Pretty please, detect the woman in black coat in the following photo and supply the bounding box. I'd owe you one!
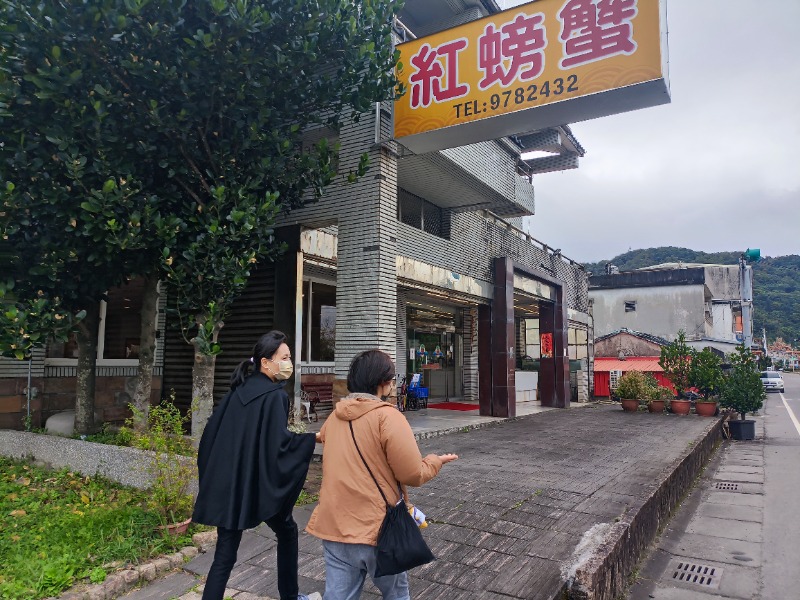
[192,330,318,600]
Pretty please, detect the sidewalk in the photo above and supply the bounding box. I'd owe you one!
[626,417,765,599]
[117,404,722,600]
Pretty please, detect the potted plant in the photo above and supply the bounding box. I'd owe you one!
[690,348,724,417]
[660,331,693,415]
[123,398,197,533]
[615,371,647,412]
[648,382,673,413]
[719,345,766,440]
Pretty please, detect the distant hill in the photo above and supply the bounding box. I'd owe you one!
[584,247,800,345]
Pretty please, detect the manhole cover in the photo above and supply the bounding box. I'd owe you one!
[672,561,723,589]
[715,482,739,491]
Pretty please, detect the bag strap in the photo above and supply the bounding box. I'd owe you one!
[349,420,397,509]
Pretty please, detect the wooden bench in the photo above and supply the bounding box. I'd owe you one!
[301,382,334,418]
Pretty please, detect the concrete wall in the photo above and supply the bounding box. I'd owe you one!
[590,285,706,341]
[397,213,589,313]
[703,265,741,300]
[0,429,196,494]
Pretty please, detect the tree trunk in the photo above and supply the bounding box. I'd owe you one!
[131,275,160,431]
[191,348,216,447]
[74,300,100,435]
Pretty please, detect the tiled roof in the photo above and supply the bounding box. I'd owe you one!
[594,328,670,347]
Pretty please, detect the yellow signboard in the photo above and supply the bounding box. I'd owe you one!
[395,0,669,154]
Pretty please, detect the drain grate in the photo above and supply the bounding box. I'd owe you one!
[715,482,739,491]
[672,561,723,589]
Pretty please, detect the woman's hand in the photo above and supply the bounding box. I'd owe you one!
[315,432,322,443]
[438,454,459,464]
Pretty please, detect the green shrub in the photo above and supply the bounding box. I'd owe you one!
[720,345,766,420]
[659,331,694,398]
[123,399,196,525]
[615,371,649,400]
[690,348,724,400]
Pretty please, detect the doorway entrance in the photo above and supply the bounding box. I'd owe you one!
[406,303,463,400]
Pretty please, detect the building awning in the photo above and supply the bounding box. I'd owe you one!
[594,357,663,372]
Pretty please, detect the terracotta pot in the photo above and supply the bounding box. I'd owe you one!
[648,400,666,413]
[695,401,718,417]
[620,399,640,412]
[157,517,192,536]
[670,399,691,415]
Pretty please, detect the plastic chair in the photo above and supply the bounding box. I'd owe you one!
[299,389,319,422]
[406,373,429,410]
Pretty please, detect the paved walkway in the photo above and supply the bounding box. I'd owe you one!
[120,404,720,600]
[626,417,765,600]
[627,379,800,600]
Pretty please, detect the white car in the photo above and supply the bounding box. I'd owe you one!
[760,371,785,393]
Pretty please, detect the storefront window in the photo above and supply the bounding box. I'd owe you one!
[524,318,540,359]
[302,281,336,362]
[398,188,450,239]
[46,278,145,361]
[568,326,588,360]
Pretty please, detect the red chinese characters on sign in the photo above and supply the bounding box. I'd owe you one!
[558,0,638,69]
[478,12,547,90]
[540,333,554,358]
[409,39,470,108]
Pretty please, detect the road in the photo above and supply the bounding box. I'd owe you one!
[762,371,800,599]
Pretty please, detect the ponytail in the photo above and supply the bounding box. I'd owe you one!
[230,357,254,390]
[230,330,289,389]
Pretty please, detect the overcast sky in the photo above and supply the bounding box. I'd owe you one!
[498,0,800,263]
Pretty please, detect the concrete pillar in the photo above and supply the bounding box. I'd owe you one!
[478,304,492,416]
[539,293,570,408]
[332,144,398,400]
[396,290,408,379]
[462,307,479,401]
[490,257,516,418]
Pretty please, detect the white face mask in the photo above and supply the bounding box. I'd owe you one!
[267,359,294,381]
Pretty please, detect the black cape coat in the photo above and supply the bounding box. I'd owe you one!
[192,372,316,530]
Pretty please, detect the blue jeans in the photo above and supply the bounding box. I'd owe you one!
[322,540,410,600]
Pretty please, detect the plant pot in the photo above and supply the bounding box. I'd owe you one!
[620,399,640,412]
[648,400,666,413]
[157,517,192,536]
[670,399,691,415]
[728,419,756,440]
[695,401,718,417]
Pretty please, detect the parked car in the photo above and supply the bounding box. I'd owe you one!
[760,371,785,393]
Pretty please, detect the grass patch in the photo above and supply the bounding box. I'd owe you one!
[295,489,319,506]
[0,457,197,599]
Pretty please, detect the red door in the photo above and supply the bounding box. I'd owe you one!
[594,372,610,397]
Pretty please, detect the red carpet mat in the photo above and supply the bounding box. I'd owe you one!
[426,402,480,411]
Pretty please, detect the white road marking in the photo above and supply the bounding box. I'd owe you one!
[779,393,800,438]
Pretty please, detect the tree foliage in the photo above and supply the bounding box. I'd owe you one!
[659,330,693,398]
[689,347,724,400]
[1,0,403,437]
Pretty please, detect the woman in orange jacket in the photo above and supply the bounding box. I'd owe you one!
[307,349,458,599]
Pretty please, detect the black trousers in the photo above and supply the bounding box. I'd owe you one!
[202,511,300,600]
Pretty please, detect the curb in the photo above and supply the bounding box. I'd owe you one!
[567,415,724,600]
[53,531,218,600]
[413,404,569,441]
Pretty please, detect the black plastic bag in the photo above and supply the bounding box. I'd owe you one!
[374,498,435,577]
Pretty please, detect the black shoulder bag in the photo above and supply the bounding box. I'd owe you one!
[349,421,435,577]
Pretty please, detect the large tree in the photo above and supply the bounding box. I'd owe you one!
[1,0,402,440]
